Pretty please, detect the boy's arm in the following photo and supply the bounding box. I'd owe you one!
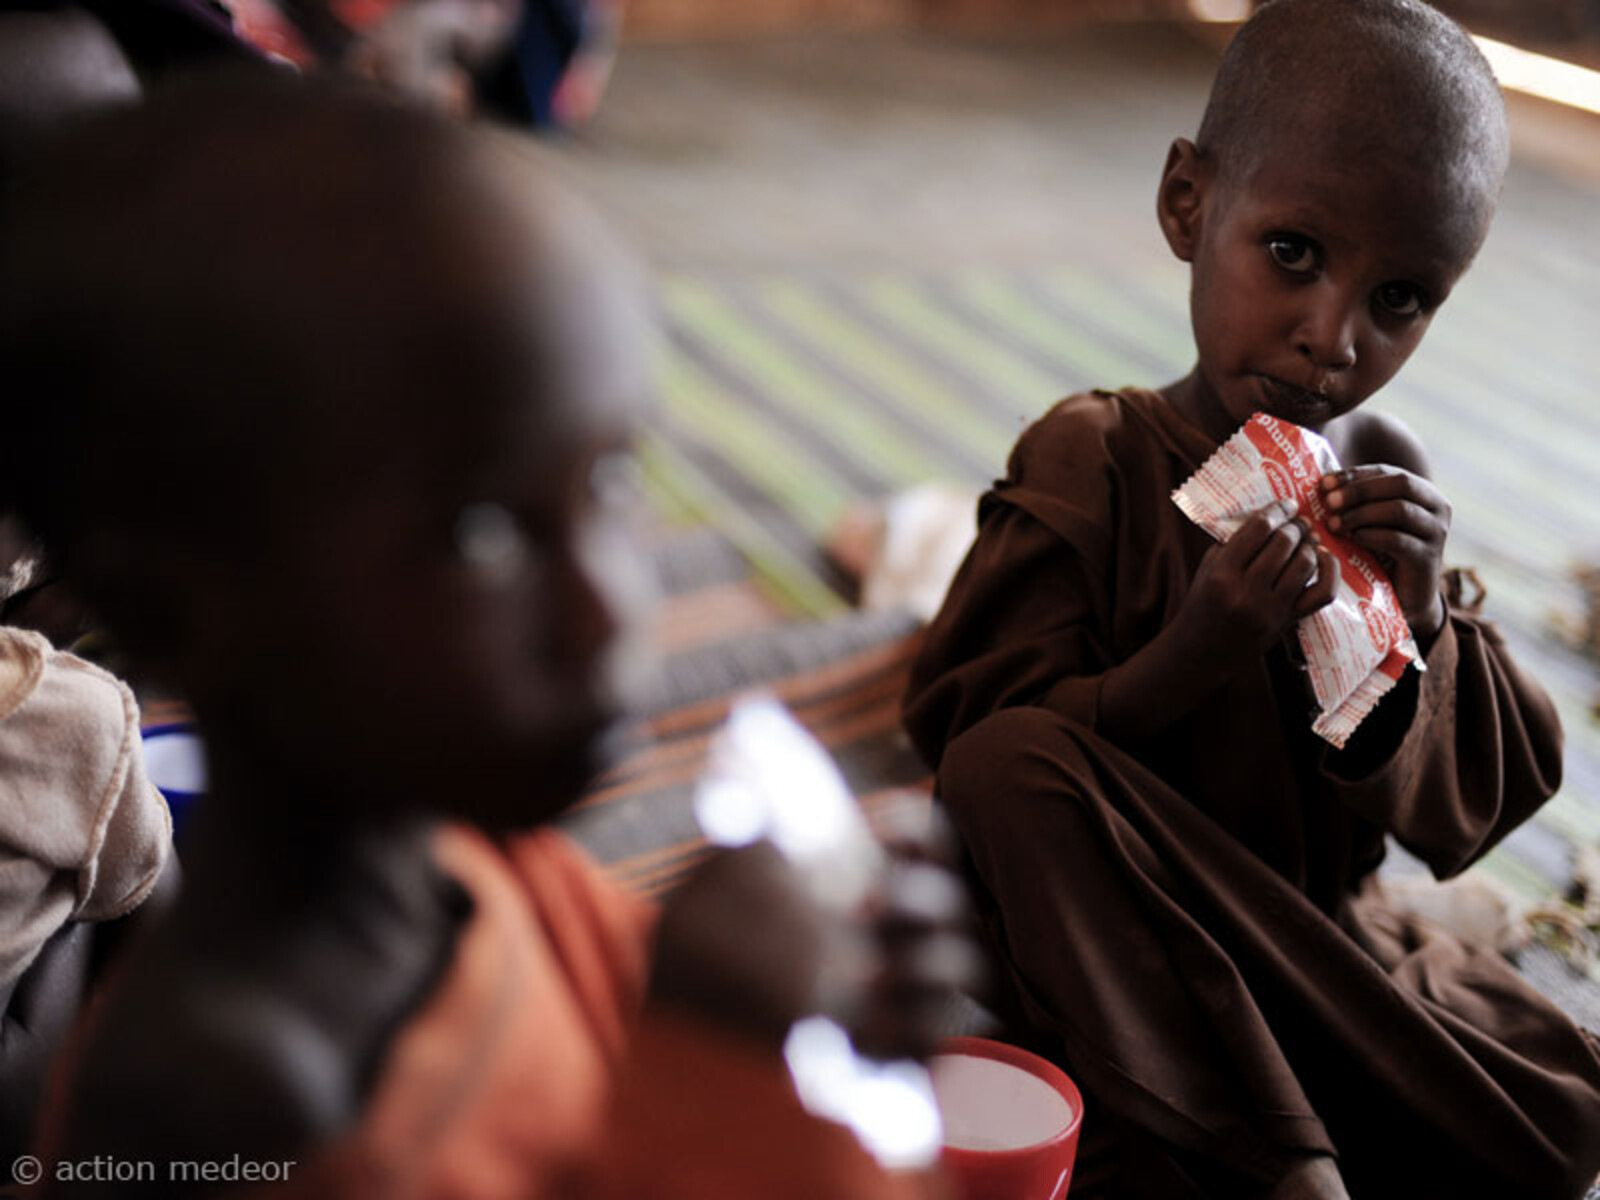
[1320,411,1449,646]
[1317,413,1563,876]
[597,839,963,1200]
[1322,588,1562,877]
[906,487,1336,760]
[1097,504,1337,743]
[903,490,1128,766]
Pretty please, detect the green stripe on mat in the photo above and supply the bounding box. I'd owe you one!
[857,276,1066,411]
[663,278,962,486]
[635,432,848,620]
[659,352,854,538]
[1434,307,1595,428]
[1539,791,1600,850]
[1404,361,1600,505]
[953,274,1154,388]
[754,279,1018,472]
[1038,267,1193,370]
[1478,846,1569,910]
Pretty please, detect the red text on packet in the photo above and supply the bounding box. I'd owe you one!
[1360,599,1391,654]
[1262,459,1296,505]
[1243,415,1327,521]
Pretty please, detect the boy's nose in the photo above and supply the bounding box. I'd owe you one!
[1293,290,1359,373]
[574,517,658,707]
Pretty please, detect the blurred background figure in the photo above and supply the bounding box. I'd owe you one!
[0,0,624,125]
[226,0,625,123]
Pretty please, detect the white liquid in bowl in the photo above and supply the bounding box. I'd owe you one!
[932,1053,1074,1152]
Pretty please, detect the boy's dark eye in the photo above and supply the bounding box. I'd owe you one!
[453,501,532,576]
[1374,282,1425,318]
[1266,235,1318,274]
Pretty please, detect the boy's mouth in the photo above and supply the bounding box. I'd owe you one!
[1254,375,1334,423]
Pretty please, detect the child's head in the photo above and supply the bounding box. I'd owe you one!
[0,74,654,830]
[0,8,140,168]
[1156,0,1508,435]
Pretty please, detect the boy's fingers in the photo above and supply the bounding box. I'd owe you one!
[855,934,987,1059]
[1323,467,1447,516]
[875,862,970,937]
[1228,501,1297,558]
[878,933,986,996]
[1245,516,1308,580]
[1273,540,1320,597]
[1293,547,1341,617]
[870,795,960,867]
[1326,497,1441,537]
[1344,526,1435,563]
[1322,464,1399,490]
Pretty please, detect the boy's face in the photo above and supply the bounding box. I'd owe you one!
[189,181,656,831]
[1161,134,1494,435]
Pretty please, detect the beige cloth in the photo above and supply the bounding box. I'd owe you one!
[0,626,169,992]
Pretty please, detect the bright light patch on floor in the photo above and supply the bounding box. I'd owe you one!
[1186,0,1250,20]
[1473,35,1600,117]
[1183,2,1600,118]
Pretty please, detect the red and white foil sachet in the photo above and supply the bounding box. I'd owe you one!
[1171,413,1422,748]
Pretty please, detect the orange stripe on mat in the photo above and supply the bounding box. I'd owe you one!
[640,634,921,740]
[599,784,938,899]
[575,688,909,813]
[603,838,719,897]
[650,580,785,654]
[583,664,912,800]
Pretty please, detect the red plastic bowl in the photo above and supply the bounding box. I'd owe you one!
[934,1036,1085,1200]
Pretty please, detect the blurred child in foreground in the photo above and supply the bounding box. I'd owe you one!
[0,74,970,1197]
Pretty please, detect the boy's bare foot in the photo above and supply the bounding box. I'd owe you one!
[1267,1156,1351,1200]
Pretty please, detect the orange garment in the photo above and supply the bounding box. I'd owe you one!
[282,826,940,1199]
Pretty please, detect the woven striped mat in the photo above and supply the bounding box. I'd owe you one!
[596,263,1600,1014]
[564,525,929,897]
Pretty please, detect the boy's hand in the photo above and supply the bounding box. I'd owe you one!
[852,805,982,1062]
[649,842,827,1047]
[1180,500,1339,667]
[1320,467,1450,643]
[649,818,979,1062]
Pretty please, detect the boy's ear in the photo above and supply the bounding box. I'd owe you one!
[1156,138,1208,263]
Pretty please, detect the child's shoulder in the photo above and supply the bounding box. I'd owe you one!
[1012,387,1174,472]
[0,626,140,773]
[0,627,167,910]
[1327,408,1432,478]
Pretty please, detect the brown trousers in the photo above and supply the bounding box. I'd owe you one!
[940,706,1600,1200]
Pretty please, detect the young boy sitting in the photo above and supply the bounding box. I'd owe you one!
[903,2,1600,1197]
[0,75,968,1196]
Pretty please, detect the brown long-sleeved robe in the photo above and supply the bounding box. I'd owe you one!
[903,388,1600,1199]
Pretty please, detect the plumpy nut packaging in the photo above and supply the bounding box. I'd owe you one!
[1173,412,1423,748]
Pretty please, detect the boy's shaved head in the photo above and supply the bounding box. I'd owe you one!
[1198,0,1508,214]
[0,71,637,573]
[0,73,653,816]
[0,8,139,154]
